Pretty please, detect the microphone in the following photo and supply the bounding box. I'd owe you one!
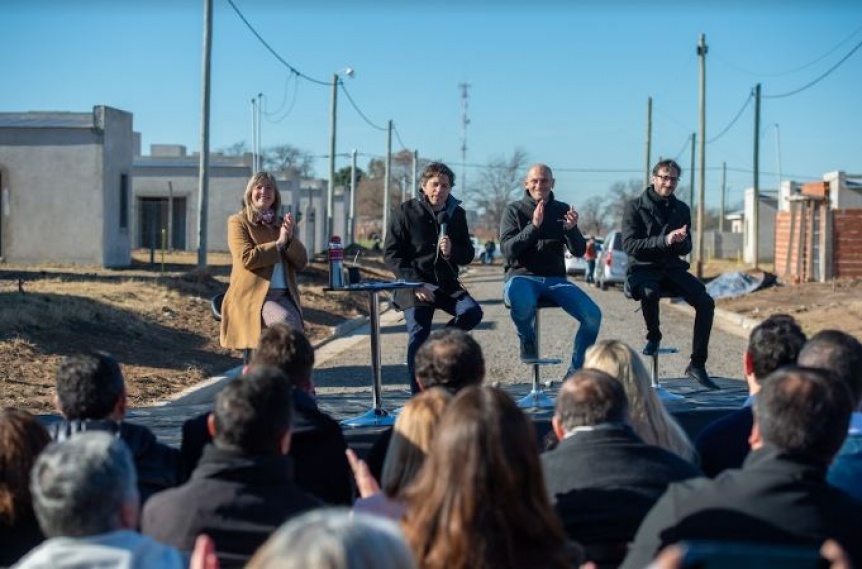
[437,211,449,239]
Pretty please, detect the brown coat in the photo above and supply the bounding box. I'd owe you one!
[219,213,308,350]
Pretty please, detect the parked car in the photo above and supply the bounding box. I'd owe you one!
[564,240,602,279]
[594,230,628,290]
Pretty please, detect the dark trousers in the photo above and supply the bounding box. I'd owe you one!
[635,269,714,367]
[404,290,483,394]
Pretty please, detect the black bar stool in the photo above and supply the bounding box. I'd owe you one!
[624,281,684,403]
[505,297,562,409]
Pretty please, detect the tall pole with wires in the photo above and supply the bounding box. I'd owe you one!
[256,92,263,171]
[196,0,212,268]
[459,83,470,192]
[696,33,707,278]
[644,96,652,188]
[382,120,393,243]
[327,73,338,239]
[753,83,761,270]
[250,98,257,171]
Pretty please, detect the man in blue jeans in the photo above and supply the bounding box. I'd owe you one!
[500,163,602,376]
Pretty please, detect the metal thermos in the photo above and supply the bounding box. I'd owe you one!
[328,235,345,288]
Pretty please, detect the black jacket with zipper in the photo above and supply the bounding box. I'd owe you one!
[384,194,474,310]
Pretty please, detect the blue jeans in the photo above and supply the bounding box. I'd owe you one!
[404,290,483,394]
[504,275,602,372]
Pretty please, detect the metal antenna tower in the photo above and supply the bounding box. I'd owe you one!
[459,82,470,190]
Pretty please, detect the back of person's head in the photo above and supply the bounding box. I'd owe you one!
[252,324,315,392]
[403,386,572,569]
[246,508,416,569]
[755,366,853,465]
[555,368,627,434]
[30,431,138,538]
[797,329,862,408]
[414,329,484,393]
[381,388,451,498]
[584,340,695,460]
[55,351,125,420]
[747,314,807,381]
[213,366,294,455]
[0,409,51,526]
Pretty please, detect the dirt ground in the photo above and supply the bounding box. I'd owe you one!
[2,253,860,414]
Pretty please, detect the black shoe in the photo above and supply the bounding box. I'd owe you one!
[520,338,538,362]
[642,339,661,356]
[685,364,720,390]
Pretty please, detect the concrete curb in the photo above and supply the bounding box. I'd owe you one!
[663,298,761,340]
[159,306,392,408]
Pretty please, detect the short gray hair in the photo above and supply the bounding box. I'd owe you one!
[30,431,138,538]
[246,508,417,569]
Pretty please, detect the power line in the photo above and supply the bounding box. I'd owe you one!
[225,0,329,86]
[765,35,862,99]
[672,135,691,162]
[392,124,410,151]
[707,91,753,144]
[339,82,387,131]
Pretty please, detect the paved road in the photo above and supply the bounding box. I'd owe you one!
[123,264,751,447]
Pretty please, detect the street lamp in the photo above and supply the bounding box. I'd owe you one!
[328,67,354,240]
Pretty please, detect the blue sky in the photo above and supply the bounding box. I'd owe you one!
[3,0,861,212]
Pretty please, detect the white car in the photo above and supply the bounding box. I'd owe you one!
[564,241,602,279]
[594,230,628,290]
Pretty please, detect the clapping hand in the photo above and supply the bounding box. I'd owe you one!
[562,206,578,230]
[666,225,688,246]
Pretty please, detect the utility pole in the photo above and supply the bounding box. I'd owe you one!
[696,33,707,278]
[689,132,696,211]
[753,83,761,270]
[412,150,419,199]
[382,120,393,244]
[196,0,212,268]
[167,181,174,251]
[720,162,727,233]
[250,98,257,171]
[327,73,338,239]
[644,96,652,188]
[459,83,470,191]
[256,92,263,171]
[348,149,357,246]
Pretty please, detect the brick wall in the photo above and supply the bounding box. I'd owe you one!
[834,209,862,278]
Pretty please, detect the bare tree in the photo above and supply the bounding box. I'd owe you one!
[602,178,642,228]
[577,195,607,237]
[470,149,529,236]
[263,144,315,177]
[218,141,249,156]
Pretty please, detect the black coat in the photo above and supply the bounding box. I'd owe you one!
[384,195,474,309]
[141,445,321,568]
[694,405,754,478]
[0,512,43,568]
[620,446,862,569]
[541,425,701,548]
[500,191,586,279]
[622,187,692,284]
[49,419,179,505]
[179,390,353,506]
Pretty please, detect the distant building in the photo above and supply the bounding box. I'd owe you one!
[0,106,134,267]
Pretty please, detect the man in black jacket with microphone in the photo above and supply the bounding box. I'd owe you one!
[384,162,483,394]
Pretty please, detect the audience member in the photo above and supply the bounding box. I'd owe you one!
[180,324,353,505]
[0,410,51,567]
[621,366,862,569]
[500,162,601,377]
[402,385,583,569]
[542,369,701,568]
[246,508,416,569]
[584,340,696,462]
[695,314,806,477]
[142,367,321,567]
[15,431,185,569]
[366,328,484,480]
[351,388,451,520]
[796,329,862,502]
[49,351,179,504]
[221,171,308,353]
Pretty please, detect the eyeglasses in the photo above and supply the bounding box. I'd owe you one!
[655,174,680,184]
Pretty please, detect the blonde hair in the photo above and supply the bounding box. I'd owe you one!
[242,172,282,223]
[381,388,451,498]
[584,340,697,462]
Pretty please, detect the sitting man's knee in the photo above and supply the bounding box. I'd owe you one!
[640,286,661,303]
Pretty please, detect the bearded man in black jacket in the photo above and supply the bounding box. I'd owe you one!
[622,159,718,390]
[384,162,483,395]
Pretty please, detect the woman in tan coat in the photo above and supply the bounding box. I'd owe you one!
[220,172,308,351]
